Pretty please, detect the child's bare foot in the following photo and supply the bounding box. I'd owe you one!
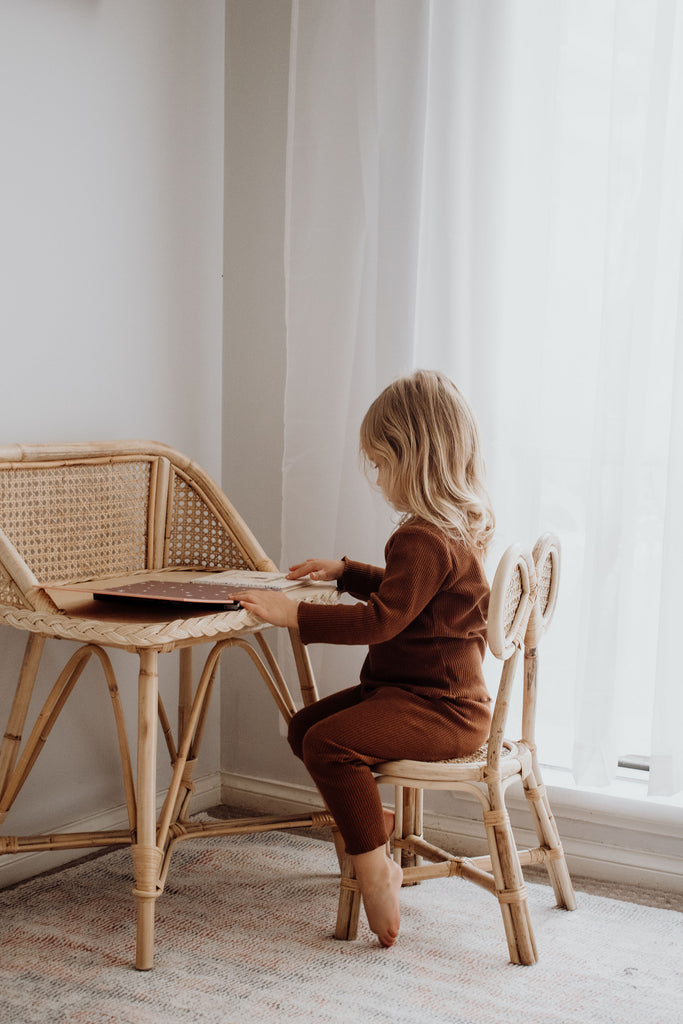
[363,856,403,947]
[352,846,403,947]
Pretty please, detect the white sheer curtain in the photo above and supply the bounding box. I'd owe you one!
[282,0,683,797]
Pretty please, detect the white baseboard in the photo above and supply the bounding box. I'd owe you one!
[0,773,223,889]
[220,770,683,895]
[5,767,681,896]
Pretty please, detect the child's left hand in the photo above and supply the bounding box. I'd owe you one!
[233,590,299,628]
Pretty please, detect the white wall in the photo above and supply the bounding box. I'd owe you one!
[0,0,225,877]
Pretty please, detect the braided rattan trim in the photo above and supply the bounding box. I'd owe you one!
[166,471,252,571]
[0,606,255,646]
[0,460,151,582]
[0,590,339,647]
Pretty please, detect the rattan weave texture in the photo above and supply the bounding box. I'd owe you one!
[503,564,523,635]
[536,557,552,618]
[0,561,24,609]
[0,460,151,585]
[167,470,252,572]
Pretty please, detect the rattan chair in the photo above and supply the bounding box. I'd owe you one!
[334,536,575,965]
[0,441,336,969]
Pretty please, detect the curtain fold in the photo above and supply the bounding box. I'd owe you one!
[282,0,683,797]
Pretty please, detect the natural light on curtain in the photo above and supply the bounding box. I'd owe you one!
[282,0,683,797]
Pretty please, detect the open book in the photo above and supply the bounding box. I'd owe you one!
[47,569,330,611]
[191,570,303,591]
[91,571,302,609]
[92,570,311,609]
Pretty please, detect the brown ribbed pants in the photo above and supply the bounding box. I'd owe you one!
[287,684,490,855]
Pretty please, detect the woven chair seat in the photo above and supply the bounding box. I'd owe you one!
[376,739,531,785]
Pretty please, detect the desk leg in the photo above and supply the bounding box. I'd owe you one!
[178,648,193,740]
[132,649,163,971]
[0,633,45,802]
[173,647,196,823]
[287,627,319,706]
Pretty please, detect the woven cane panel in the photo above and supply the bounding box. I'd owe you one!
[503,565,523,635]
[0,461,151,583]
[438,740,517,766]
[0,561,25,608]
[537,556,552,617]
[442,743,490,765]
[167,473,251,571]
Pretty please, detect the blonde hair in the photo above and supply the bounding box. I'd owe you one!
[360,370,495,553]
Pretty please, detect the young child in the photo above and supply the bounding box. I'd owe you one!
[235,370,494,948]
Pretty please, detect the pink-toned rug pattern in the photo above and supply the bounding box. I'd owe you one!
[1,829,681,1024]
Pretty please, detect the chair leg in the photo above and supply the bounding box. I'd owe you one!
[522,768,576,911]
[484,806,538,965]
[522,647,576,912]
[331,825,346,870]
[399,786,423,883]
[334,849,361,940]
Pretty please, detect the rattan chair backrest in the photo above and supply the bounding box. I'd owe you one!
[525,532,561,649]
[0,441,273,611]
[487,543,536,661]
[485,543,537,768]
[519,532,561,747]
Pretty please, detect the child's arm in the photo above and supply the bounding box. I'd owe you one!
[338,559,385,600]
[236,555,385,630]
[288,556,385,602]
[235,557,345,627]
[234,589,299,628]
[296,524,456,646]
[287,558,345,582]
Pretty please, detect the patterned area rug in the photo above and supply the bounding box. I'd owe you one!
[1,828,681,1024]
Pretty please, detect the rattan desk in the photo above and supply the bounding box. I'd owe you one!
[0,442,336,969]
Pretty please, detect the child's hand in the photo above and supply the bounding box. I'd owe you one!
[287,558,345,582]
[234,590,299,628]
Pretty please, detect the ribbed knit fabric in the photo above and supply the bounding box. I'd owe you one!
[297,520,491,701]
[288,684,492,854]
[290,521,492,855]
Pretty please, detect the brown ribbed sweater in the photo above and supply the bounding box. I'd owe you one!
[297,520,491,702]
